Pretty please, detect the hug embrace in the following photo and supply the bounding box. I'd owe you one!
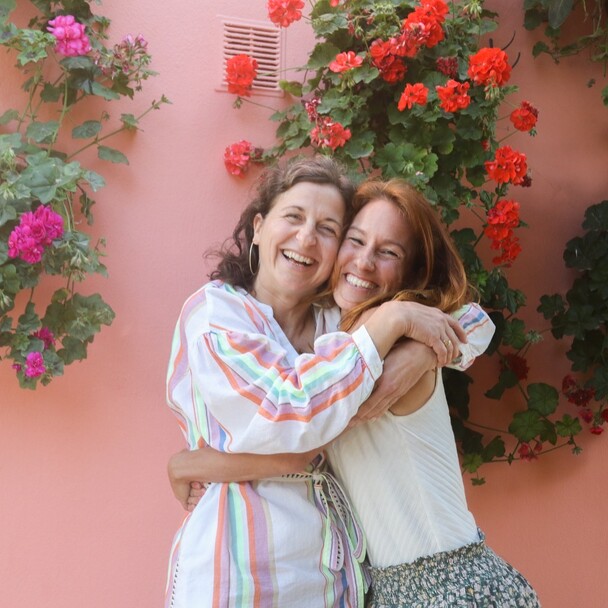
[165,156,540,607]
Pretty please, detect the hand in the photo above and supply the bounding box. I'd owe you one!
[352,341,437,422]
[168,449,197,510]
[388,301,466,366]
[186,481,207,512]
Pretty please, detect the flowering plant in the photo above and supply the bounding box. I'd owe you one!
[0,0,168,388]
[222,0,606,481]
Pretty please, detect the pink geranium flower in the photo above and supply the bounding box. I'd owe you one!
[47,15,92,57]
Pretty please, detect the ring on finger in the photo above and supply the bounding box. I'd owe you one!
[442,337,451,348]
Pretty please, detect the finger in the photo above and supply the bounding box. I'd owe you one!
[448,317,468,343]
[190,481,203,490]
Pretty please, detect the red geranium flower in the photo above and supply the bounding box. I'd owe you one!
[436,79,471,112]
[398,83,429,111]
[468,47,511,87]
[370,39,407,83]
[402,0,448,51]
[226,54,258,97]
[436,56,458,78]
[501,353,529,381]
[329,51,363,73]
[267,0,305,28]
[224,140,256,177]
[310,118,351,150]
[590,425,604,435]
[510,101,539,132]
[485,145,528,185]
[484,199,522,266]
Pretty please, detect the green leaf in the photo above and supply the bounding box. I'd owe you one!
[98,146,129,165]
[343,131,374,159]
[602,85,608,107]
[60,56,95,70]
[306,42,340,69]
[0,199,18,227]
[72,120,102,139]
[462,452,483,473]
[537,294,565,319]
[547,0,574,29]
[509,410,544,442]
[311,12,348,36]
[26,121,59,144]
[555,414,582,437]
[0,108,18,125]
[527,383,559,416]
[90,81,121,101]
[532,41,550,57]
[582,200,608,231]
[120,113,139,130]
[589,366,608,400]
[278,80,303,97]
[83,170,105,192]
[40,82,62,103]
[503,318,527,349]
[482,436,506,460]
[0,0,16,23]
[539,419,558,445]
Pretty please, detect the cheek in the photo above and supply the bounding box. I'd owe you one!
[382,263,406,292]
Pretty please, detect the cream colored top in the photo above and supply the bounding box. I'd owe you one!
[326,303,495,568]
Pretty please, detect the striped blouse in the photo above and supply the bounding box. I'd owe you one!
[165,281,382,608]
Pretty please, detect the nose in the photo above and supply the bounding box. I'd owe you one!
[296,223,317,247]
[355,248,375,271]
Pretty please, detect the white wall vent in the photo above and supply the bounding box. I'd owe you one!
[219,17,284,97]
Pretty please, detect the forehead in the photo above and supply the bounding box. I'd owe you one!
[350,198,411,242]
[271,181,345,219]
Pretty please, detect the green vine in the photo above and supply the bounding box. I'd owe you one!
[0,0,169,388]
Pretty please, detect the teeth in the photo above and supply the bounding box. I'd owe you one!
[283,250,314,265]
[345,274,375,289]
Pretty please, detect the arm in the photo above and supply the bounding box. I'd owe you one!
[168,446,320,510]
[350,302,492,421]
[168,283,384,455]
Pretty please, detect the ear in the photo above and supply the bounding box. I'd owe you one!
[252,213,263,245]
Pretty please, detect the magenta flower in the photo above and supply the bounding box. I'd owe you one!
[7,226,44,264]
[7,206,64,264]
[32,327,56,350]
[24,352,46,378]
[47,15,91,57]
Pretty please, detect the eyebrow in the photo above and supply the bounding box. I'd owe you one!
[347,225,407,253]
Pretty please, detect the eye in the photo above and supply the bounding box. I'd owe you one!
[320,224,338,237]
[285,212,302,221]
[380,248,400,258]
[347,235,364,246]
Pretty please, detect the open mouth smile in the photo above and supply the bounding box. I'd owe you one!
[282,250,315,266]
[345,273,376,290]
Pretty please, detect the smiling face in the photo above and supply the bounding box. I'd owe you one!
[332,197,412,312]
[252,181,345,306]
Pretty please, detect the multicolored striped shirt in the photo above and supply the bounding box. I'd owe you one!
[165,281,382,608]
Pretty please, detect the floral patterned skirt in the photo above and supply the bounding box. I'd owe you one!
[366,532,540,608]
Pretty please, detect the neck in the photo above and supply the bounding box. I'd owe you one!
[252,282,314,344]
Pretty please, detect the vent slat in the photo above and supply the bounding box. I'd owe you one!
[221,18,282,93]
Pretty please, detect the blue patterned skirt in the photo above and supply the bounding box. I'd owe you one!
[366,532,540,607]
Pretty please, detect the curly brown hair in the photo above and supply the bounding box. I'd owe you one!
[209,156,355,291]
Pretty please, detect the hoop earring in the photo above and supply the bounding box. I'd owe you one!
[248,242,259,276]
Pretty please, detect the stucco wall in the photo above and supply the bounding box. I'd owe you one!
[1,1,606,606]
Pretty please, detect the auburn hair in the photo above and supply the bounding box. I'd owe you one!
[339,178,474,331]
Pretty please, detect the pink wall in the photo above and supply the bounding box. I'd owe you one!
[0,1,606,606]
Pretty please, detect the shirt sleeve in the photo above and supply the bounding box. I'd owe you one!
[448,302,495,371]
[168,282,383,454]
